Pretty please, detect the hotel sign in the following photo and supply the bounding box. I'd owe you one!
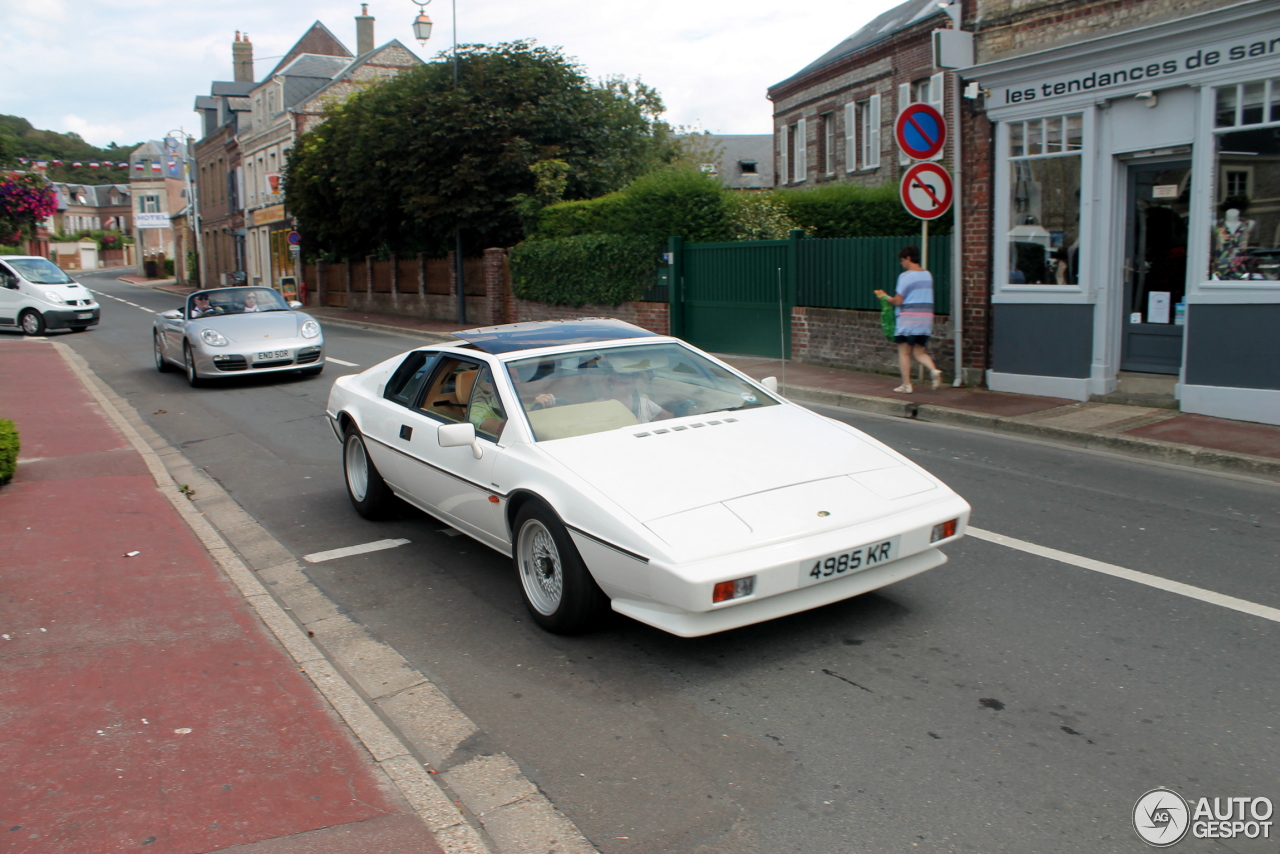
[992,31,1280,105]
[251,204,287,227]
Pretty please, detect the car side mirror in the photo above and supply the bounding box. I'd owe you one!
[761,376,779,393]
[438,422,482,459]
[288,300,302,309]
[161,309,182,319]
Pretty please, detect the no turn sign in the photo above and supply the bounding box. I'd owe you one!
[900,162,954,220]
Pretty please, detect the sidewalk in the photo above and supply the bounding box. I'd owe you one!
[294,303,1280,480]
[0,339,464,853]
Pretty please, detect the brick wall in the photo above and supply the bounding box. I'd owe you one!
[513,299,670,334]
[792,306,956,377]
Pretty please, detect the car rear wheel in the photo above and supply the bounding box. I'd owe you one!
[19,310,45,336]
[154,332,171,372]
[183,342,203,387]
[343,424,395,519]
[513,502,608,634]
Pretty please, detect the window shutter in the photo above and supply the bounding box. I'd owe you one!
[898,84,911,165]
[845,103,856,172]
[929,72,946,161]
[868,95,881,169]
[795,118,807,182]
[779,125,788,185]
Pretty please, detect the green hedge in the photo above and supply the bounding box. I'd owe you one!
[778,182,952,237]
[511,234,658,306]
[0,419,18,486]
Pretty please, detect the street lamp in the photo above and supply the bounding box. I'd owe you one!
[411,0,465,323]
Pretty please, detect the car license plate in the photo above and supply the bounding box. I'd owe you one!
[75,312,92,319]
[256,349,289,360]
[799,537,898,587]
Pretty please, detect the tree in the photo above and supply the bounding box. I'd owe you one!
[285,41,678,259]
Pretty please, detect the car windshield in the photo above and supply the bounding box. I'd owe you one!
[186,287,290,318]
[506,342,778,441]
[6,258,74,285]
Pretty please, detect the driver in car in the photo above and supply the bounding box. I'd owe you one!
[189,292,215,318]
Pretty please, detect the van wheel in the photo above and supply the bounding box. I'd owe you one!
[19,310,45,336]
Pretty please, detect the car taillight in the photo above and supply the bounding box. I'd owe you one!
[713,576,755,604]
[931,519,959,542]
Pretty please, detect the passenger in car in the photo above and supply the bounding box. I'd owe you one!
[597,357,671,423]
[467,371,507,438]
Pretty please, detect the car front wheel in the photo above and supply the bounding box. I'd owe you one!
[19,309,45,336]
[183,342,203,387]
[154,332,171,372]
[513,502,608,634]
[343,424,395,519]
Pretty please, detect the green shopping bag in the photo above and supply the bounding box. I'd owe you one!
[878,295,896,342]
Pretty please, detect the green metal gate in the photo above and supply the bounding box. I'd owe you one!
[668,234,796,358]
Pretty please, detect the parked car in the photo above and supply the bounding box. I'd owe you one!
[0,255,100,334]
[153,286,324,386]
[325,319,970,637]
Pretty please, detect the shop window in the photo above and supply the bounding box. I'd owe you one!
[1005,114,1084,285]
[1210,78,1280,281]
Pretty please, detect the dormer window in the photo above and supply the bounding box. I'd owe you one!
[739,160,759,175]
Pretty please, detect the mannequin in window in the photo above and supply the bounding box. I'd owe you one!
[1213,199,1255,279]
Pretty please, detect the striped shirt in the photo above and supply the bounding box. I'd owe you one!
[894,270,934,336]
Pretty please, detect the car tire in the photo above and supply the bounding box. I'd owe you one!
[183,342,204,388]
[513,502,608,634]
[343,424,395,519]
[154,332,171,372]
[299,364,324,377]
[19,309,45,336]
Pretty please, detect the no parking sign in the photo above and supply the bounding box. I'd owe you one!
[895,103,946,161]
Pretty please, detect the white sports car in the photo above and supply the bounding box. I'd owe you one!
[325,319,969,637]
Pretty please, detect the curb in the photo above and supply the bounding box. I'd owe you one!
[782,383,1280,481]
[51,342,599,854]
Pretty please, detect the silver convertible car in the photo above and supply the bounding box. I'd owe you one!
[327,319,969,637]
[153,287,325,386]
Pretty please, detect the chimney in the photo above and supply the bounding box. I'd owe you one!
[233,31,254,82]
[356,4,375,56]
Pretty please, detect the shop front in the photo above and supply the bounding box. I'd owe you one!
[967,0,1280,425]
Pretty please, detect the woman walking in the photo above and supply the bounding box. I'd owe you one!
[874,245,942,393]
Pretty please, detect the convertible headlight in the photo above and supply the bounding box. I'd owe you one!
[200,328,229,346]
[300,320,320,339]
[43,291,67,305]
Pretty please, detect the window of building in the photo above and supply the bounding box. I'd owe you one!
[139,194,161,213]
[821,112,836,175]
[850,96,880,170]
[1211,77,1280,280]
[739,160,758,175]
[1006,113,1084,285]
[783,119,807,184]
[910,77,932,104]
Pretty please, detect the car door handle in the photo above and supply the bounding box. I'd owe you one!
[399,425,413,440]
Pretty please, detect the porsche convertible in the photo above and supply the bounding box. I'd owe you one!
[153,286,325,386]
[325,319,969,637]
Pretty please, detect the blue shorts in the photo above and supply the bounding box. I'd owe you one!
[895,334,930,347]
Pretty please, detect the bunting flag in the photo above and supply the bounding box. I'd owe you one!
[89,162,100,169]
[52,160,63,165]
[135,162,144,171]
[36,161,48,170]
[18,158,28,164]
[118,162,129,168]
[72,161,82,168]
[151,162,161,172]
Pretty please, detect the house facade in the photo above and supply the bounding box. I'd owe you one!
[771,0,1280,425]
[130,140,190,277]
[52,182,131,236]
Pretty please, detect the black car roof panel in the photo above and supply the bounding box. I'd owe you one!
[452,318,661,354]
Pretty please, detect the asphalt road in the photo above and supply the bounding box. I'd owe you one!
[38,270,1280,854]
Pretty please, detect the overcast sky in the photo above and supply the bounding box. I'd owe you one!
[0,0,903,149]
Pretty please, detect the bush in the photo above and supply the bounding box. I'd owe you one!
[534,168,735,245]
[164,258,175,276]
[511,234,658,306]
[0,245,23,255]
[0,419,18,486]
[778,182,952,237]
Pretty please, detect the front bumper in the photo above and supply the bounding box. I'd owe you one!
[198,343,324,374]
[43,306,100,329]
[572,494,971,637]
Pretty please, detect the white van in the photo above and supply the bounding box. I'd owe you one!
[0,255,100,335]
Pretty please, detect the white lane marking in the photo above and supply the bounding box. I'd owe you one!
[90,291,156,313]
[326,357,359,367]
[968,526,1280,624]
[303,538,410,563]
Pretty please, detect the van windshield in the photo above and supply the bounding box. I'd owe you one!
[6,258,75,285]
